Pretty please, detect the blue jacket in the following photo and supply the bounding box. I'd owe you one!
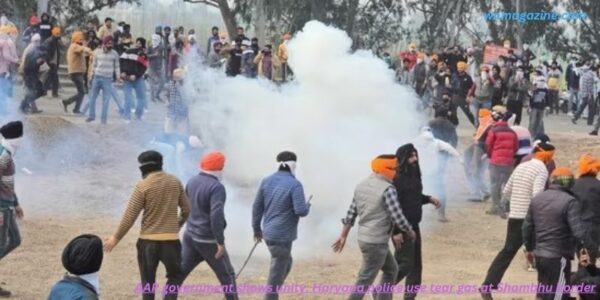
[185,172,226,244]
[48,274,98,300]
[252,171,310,242]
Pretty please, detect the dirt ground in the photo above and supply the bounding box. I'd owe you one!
[1,94,600,300]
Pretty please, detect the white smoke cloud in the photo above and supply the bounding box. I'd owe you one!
[185,21,425,257]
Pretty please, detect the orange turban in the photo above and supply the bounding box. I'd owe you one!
[533,143,555,164]
[457,61,467,72]
[551,167,573,178]
[479,108,491,118]
[52,27,61,37]
[200,151,226,171]
[371,155,397,181]
[71,31,84,44]
[578,153,600,176]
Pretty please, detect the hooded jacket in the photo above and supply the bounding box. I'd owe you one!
[573,175,600,225]
[38,13,53,41]
[485,121,518,166]
[393,144,431,229]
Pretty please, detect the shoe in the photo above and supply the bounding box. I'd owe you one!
[61,100,69,113]
[590,130,598,136]
[468,198,484,203]
[499,212,507,219]
[572,118,577,124]
[85,117,95,123]
[438,216,449,223]
[72,110,82,115]
[479,287,493,300]
[486,209,501,216]
[0,287,11,298]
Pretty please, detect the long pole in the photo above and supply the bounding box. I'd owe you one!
[235,241,260,279]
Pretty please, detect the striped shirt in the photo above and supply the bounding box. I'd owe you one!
[252,171,311,242]
[90,48,120,79]
[342,186,412,232]
[503,158,548,219]
[114,171,190,241]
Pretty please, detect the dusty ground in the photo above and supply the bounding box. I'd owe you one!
[1,91,599,300]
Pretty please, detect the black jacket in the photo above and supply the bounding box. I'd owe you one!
[39,16,53,41]
[451,72,473,97]
[523,185,590,259]
[393,144,431,230]
[42,36,61,66]
[573,175,600,225]
[119,48,148,78]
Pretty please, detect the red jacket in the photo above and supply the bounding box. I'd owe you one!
[485,121,518,166]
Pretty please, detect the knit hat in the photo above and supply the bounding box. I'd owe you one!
[51,26,61,37]
[71,31,84,44]
[61,234,103,276]
[457,61,467,72]
[138,150,163,167]
[550,167,575,189]
[102,35,113,45]
[371,154,397,181]
[199,151,225,171]
[578,153,600,176]
[0,121,23,140]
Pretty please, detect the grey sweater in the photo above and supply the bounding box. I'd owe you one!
[185,172,226,244]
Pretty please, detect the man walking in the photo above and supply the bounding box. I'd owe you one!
[104,150,190,300]
[333,154,415,300]
[393,144,440,300]
[181,151,238,300]
[63,31,92,114]
[119,37,148,121]
[42,26,62,98]
[485,107,518,215]
[252,151,311,300]
[480,141,555,299]
[86,36,120,124]
[523,167,592,300]
[573,154,600,261]
[0,121,24,297]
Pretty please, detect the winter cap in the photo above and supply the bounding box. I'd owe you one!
[578,153,600,176]
[371,154,397,181]
[102,35,113,45]
[550,167,575,189]
[200,151,226,171]
[61,234,103,276]
[276,151,297,162]
[138,150,163,167]
[51,26,61,37]
[0,121,23,140]
[71,31,84,44]
[457,61,467,72]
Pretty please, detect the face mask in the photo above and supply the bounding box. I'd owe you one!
[523,44,529,50]
[481,73,487,80]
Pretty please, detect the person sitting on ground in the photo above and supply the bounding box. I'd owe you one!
[48,234,103,300]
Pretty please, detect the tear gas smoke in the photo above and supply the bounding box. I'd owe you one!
[186,21,426,257]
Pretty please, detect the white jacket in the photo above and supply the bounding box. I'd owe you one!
[413,129,460,177]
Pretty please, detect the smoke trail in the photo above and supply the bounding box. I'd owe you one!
[185,21,426,257]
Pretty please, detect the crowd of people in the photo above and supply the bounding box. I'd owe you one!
[0,12,293,133]
[0,10,600,300]
[388,41,600,136]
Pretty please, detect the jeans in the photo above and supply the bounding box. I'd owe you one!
[180,233,238,300]
[44,63,59,96]
[483,218,524,289]
[136,239,184,300]
[149,68,165,101]
[64,73,86,113]
[349,242,397,300]
[548,90,560,113]
[470,99,492,127]
[265,240,293,300]
[574,94,596,125]
[0,76,12,116]
[452,94,475,126]
[123,78,147,120]
[489,164,513,212]
[536,256,571,300]
[394,227,422,299]
[88,76,113,123]
[569,88,579,114]
[528,108,545,138]
[0,209,21,260]
[464,144,490,199]
[506,100,523,125]
[20,76,42,112]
